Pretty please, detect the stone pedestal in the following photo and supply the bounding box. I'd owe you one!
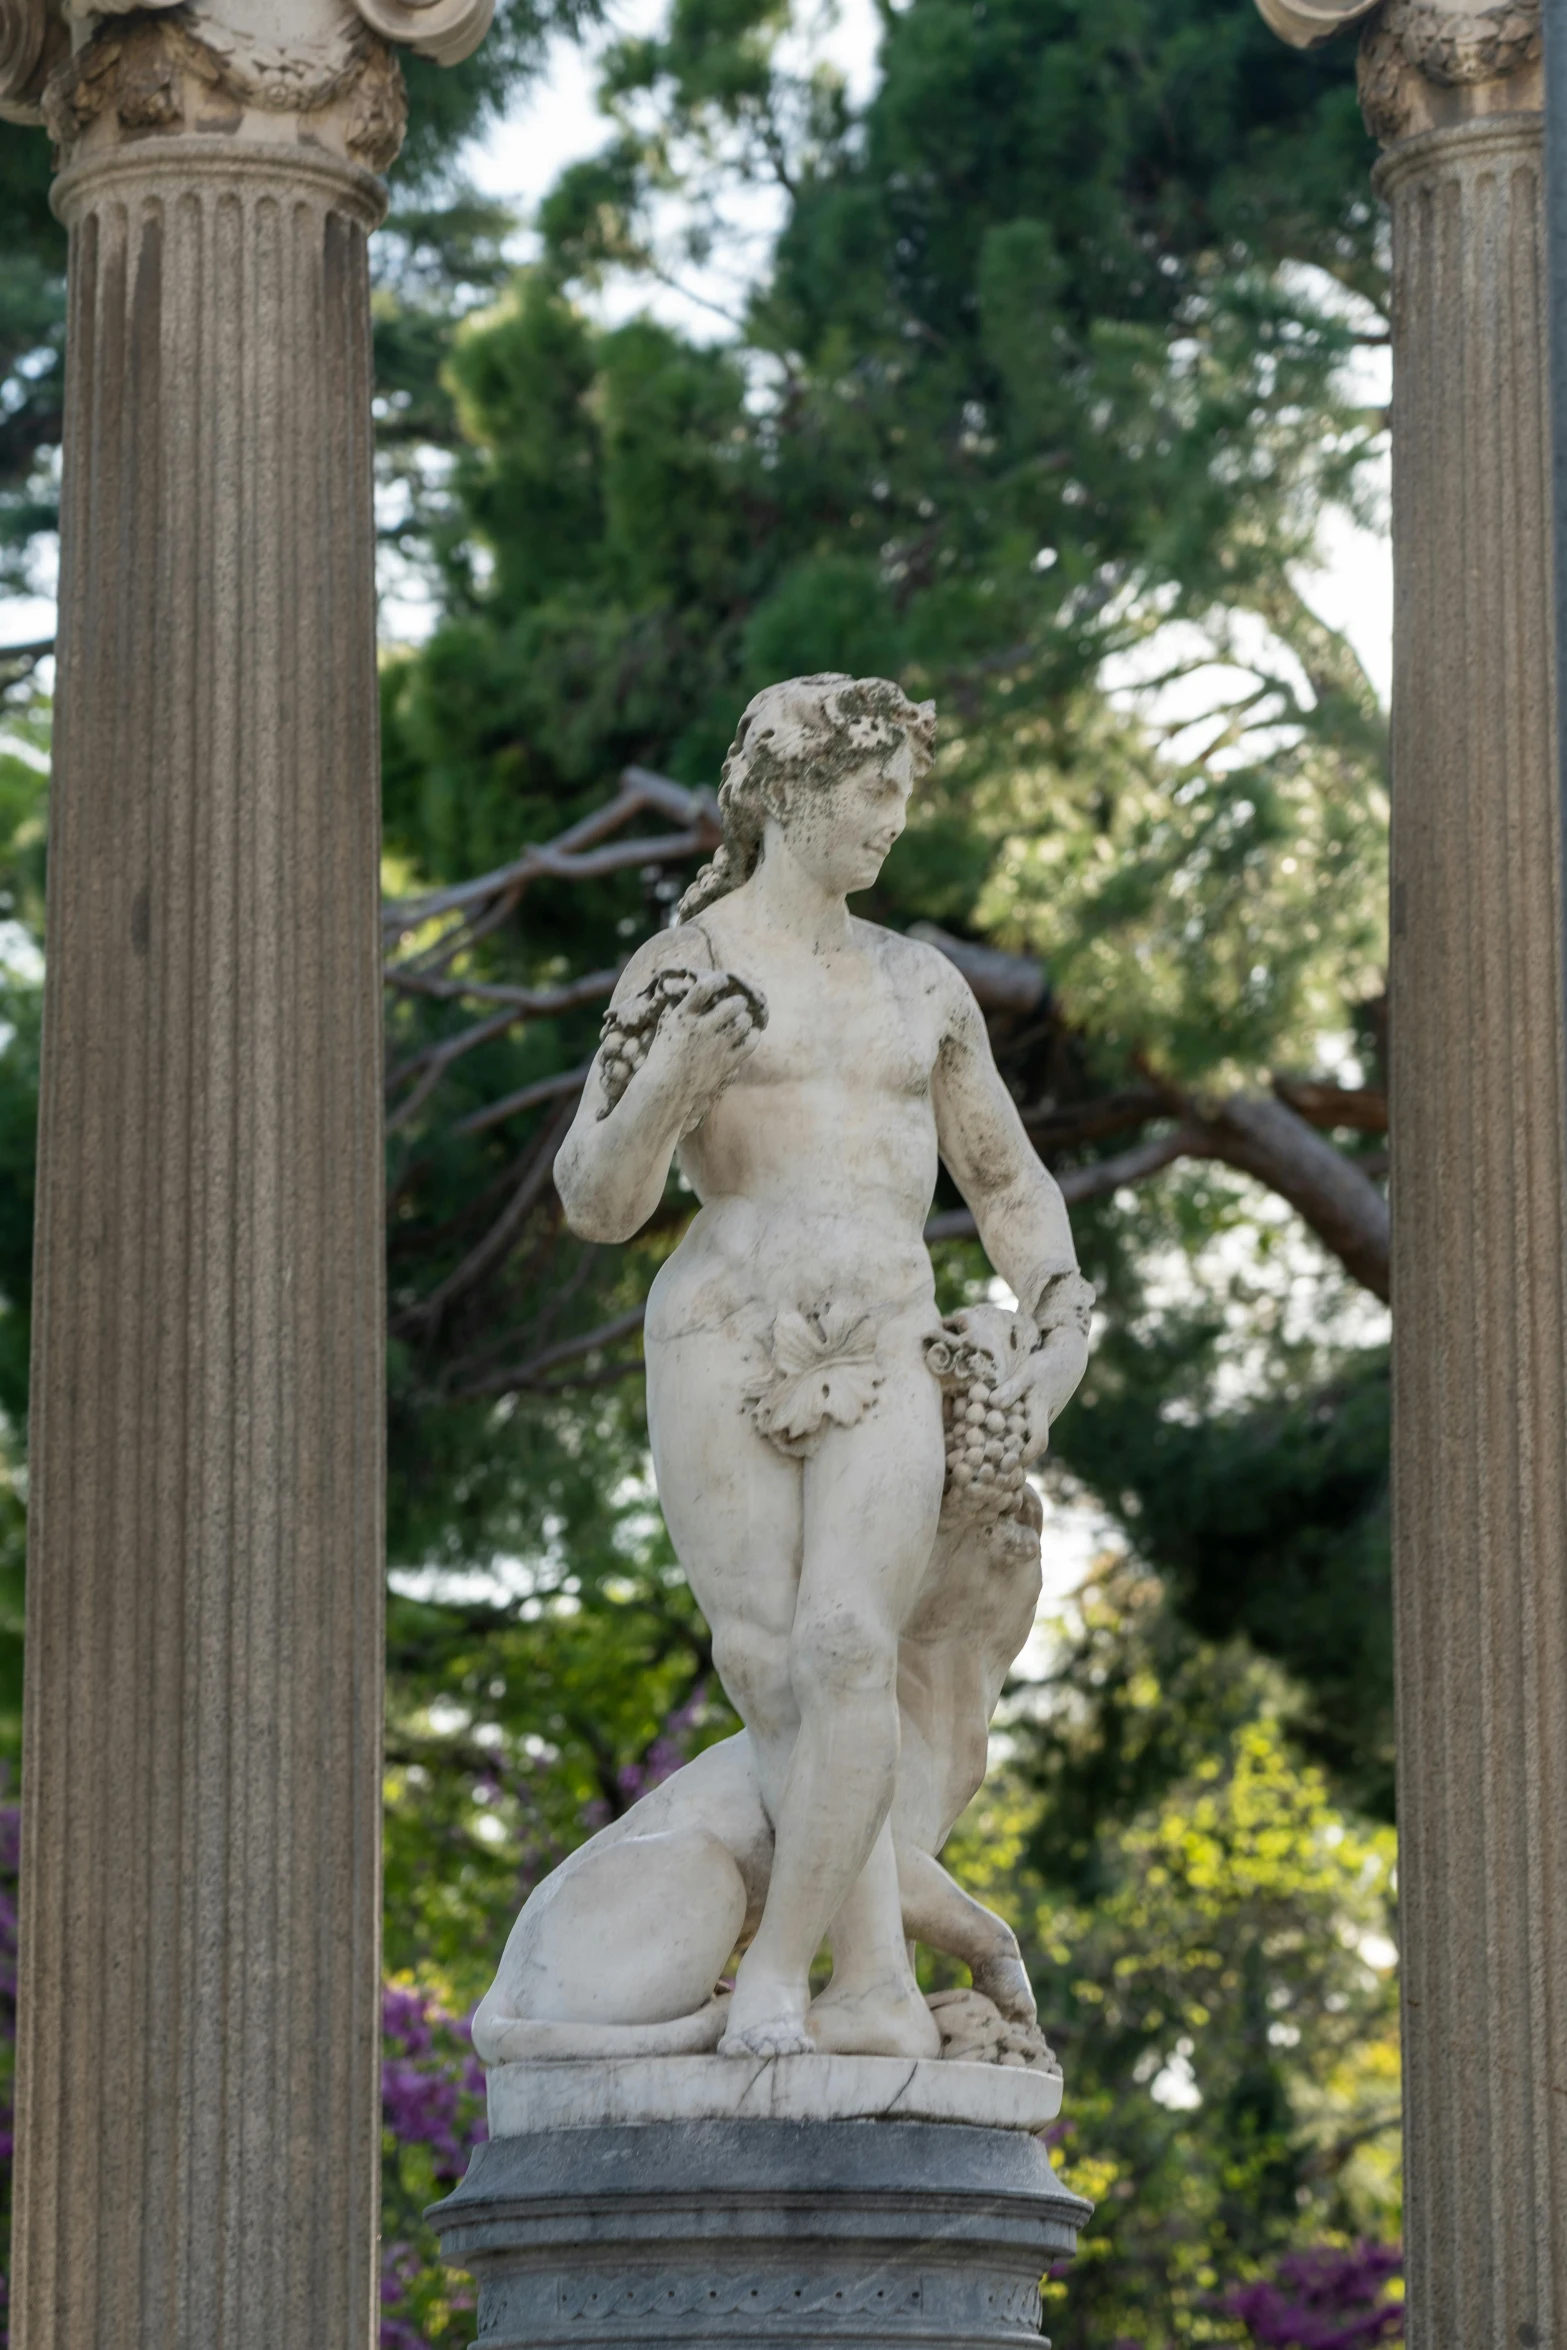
[432,2119,1090,2350]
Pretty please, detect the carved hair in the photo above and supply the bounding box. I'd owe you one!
[676,674,937,922]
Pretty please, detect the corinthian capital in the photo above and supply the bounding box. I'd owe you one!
[1253,0,1541,145]
[2,0,491,162]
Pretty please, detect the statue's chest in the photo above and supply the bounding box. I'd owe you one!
[747,964,933,1097]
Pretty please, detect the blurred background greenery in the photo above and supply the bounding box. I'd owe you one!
[0,0,1403,2338]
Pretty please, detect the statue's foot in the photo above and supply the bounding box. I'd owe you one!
[971,1953,1038,2027]
[808,1978,942,2060]
[718,1970,815,2058]
[718,2015,818,2058]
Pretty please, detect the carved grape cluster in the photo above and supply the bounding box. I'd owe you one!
[596,964,767,1123]
[925,1333,1029,1522]
[597,966,703,1118]
[927,1987,1060,2073]
[948,1372,1029,1517]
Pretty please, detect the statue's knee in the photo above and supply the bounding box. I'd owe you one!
[712,1623,792,1730]
[790,1605,897,1708]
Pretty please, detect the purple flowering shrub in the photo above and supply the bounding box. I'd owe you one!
[380,1981,487,2349]
[1225,2243,1404,2348]
[579,1681,712,1829]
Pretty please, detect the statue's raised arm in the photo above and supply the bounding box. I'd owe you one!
[554,944,766,1242]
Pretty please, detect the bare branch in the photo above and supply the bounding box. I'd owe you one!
[386,992,604,1136]
[450,1064,590,1141]
[387,967,617,1014]
[927,1101,1388,1302]
[925,1127,1200,1243]
[392,1097,580,1336]
[382,770,719,939]
[0,635,54,687]
[1186,1093,1389,1301]
[387,1005,550,1135]
[380,762,722,1135]
[1272,1075,1387,1134]
[1024,1088,1169,1150]
[453,1303,650,1399]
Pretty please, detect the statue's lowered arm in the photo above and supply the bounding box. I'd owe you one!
[929,967,1092,1446]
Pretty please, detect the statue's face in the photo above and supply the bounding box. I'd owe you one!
[775,735,917,895]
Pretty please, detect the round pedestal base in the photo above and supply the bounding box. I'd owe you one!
[431,2117,1090,2348]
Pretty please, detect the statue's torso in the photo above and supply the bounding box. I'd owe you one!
[645,908,951,1342]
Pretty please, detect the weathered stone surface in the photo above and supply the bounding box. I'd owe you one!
[1375,107,1567,2350]
[1,0,491,136]
[431,2119,1091,2349]
[11,139,388,2350]
[41,13,410,173]
[10,0,496,2334]
[1357,0,1541,143]
[485,2052,1064,2136]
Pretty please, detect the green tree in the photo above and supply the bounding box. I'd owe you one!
[944,1587,1401,2346]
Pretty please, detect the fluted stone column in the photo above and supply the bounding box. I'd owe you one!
[1255,1,1567,2341]
[0,0,488,2338]
[1379,93,1567,2350]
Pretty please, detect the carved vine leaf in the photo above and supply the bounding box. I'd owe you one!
[747,1305,884,1457]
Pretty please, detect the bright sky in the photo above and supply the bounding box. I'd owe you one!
[466,0,883,258]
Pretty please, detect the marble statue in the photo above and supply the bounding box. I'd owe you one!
[474,674,1093,2072]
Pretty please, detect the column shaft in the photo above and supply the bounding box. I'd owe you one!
[1381,112,1567,2349]
[12,141,387,2350]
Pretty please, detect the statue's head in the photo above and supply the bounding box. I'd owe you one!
[676,674,937,919]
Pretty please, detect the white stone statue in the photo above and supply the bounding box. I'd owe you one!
[475,675,1093,2072]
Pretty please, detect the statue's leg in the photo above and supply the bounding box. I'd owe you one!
[722,1327,946,2058]
[646,1324,806,1827]
[807,1816,939,2056]
[894,1842,1037,2025]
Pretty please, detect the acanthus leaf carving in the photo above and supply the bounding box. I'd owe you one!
[1358,0,1541,142]
[1252,0,1542,143]
[18,0,486,148]
[42,6,408,168]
